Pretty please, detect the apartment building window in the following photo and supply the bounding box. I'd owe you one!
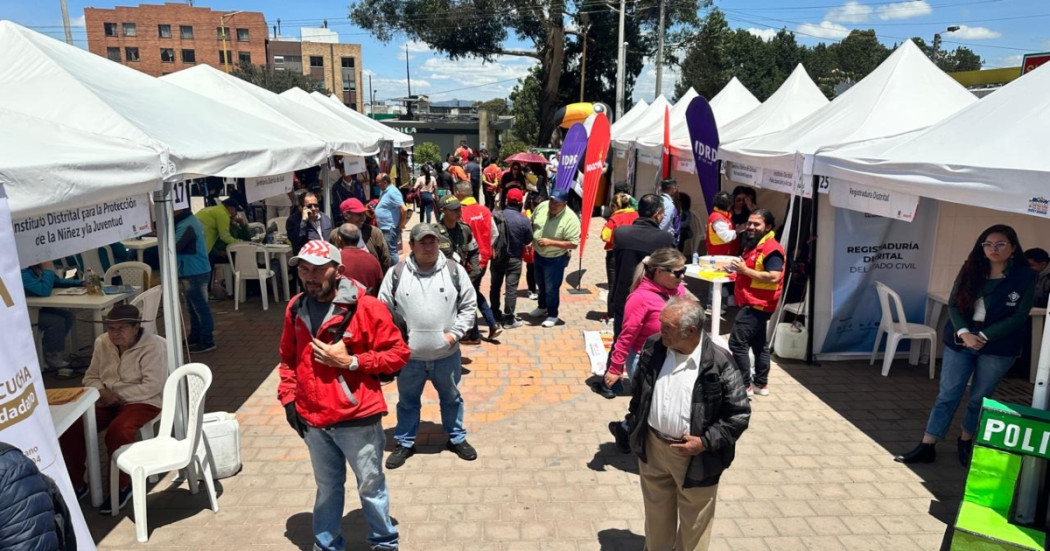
[158,24,171,38]
[180,25,193,39]
[182,49,196,63]
[341,57,356,91]
[123,22,136,37]
[104,22,118,37]
[341,57,355,68]
[309,56,324,68]
[219,50,230,64]
[106,47,121,61]
[160,48,175,63]
[125,47,140,62]
[217,26,227,40]
[238,52,251,66]
[236,28,249,42]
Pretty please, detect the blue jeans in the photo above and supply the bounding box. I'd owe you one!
[533,254,570,318]
[38,307,74,353]
[304,421,398,551]
[179,272,214,346]
[419,192,434,224]
[381,227,400,264]
[468,268,500,339]
[393,351,466,447]
[925,346,1016,439]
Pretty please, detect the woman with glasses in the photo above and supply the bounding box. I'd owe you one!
[896,224,1036,467]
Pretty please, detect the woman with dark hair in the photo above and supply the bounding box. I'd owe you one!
[414,165,437,223]
[896,224,1036,466]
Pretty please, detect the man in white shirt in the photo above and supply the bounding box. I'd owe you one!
[624,298,750,551]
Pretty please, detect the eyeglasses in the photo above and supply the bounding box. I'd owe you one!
[659,267,687,279]
[981,241,1009,251]
[305,204,320,210]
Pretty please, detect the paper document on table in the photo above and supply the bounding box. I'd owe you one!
[54,287,87,296]
[46,387,87,405]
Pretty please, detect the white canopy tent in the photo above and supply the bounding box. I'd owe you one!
[611,95,671,152]
[317,92,415,149]
[162,65,382,158]
[719,64,829,145]
[0,108,162,219]
[708,77,761,129]
[610,99,649,133]
[719,41,976,188]
[278,89,414,149]
[634,88,700,156]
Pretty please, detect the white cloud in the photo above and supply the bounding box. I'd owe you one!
[363,69,432,97]
[876,1,932,21]
[797,21,851,40]
[826,2,872,24]
[396,40,434,61]
[946,25,1001,40]
[747,28,777,42]
[988,54,1022,68]
[1042,39,1050,49]
[407,55,537,100]
[631,57,679,103]
[71,15,85,28]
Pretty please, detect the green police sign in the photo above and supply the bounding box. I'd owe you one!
[976,399,1050,461]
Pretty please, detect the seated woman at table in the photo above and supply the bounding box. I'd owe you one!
[22,261,81,370]
[896,225,1036,467]
[59,304,166,514]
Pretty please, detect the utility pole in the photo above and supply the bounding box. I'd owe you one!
[368,74,373,116]
[579,25,588,102]
[655,0,665,97]
[59,0,73,44]
[615,0,626,121]
[406,43,413,118]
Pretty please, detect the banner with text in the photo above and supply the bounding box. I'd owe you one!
[726,161,762,188]
[342,155,367,176]
[0,189,96,549]
[685,96,720,214]
[555,123,588,194]
[172,180,190,211]
[578,113,611,256]
[245,172,295,204]
[829,179,920,222]
[13,195,152,268]
[821,199,938,353]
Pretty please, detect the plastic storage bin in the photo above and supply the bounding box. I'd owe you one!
[202,412,241,479]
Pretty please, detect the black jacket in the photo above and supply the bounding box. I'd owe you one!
[610,218,676,317]
[497,206,534,260]
[627,333,751,488]
[0,442,75,550]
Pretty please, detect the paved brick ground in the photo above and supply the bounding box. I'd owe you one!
[73,218,1035,550]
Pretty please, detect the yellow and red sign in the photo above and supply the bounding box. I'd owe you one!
[1021,52,1050,75]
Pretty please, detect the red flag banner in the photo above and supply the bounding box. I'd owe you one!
[578,113,611,257]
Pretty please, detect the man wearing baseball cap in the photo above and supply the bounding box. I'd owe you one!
[340,198,392,272]
[278,239,409,551]
[489,188,534,328]
[434,194,483,344]
[529,188,581,327]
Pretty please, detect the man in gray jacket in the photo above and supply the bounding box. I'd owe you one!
[379,223,478,469]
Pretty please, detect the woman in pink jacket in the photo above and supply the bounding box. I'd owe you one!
[604,247,689,388]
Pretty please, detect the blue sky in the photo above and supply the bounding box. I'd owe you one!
[3,0,1048,104]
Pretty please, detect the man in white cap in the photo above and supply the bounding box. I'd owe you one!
[278,239,410,551]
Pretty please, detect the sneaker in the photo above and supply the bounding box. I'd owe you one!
[75,484,89,501]
[486,325,503,341]
[755,385,770,396]
[503,319,524,329]
[99,485,133,514]
[608,421,630,454]
[188,342,216,354]
[746,385,755,397]
[44,352,70,369]
[527,308,547,318]
[385,445,415,470]
[541,317,559,328]
[445,440,478,461]
[527,292,539,300]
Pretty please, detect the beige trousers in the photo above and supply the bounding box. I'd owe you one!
[638,431,719,551]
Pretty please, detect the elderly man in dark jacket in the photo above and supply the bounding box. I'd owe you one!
[626,298,750,551]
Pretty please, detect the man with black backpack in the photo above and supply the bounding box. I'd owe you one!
[277,239,409,551]
[379,223,478,469]
[489,188,533,328]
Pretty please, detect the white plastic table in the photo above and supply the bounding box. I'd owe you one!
[49,387,102,507]
[264,243,293,302]
[926,291,1046,382]
[27,291,132,347]
[684,264,733,337]
[121,237,158,262]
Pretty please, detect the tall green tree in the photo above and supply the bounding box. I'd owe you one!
[832,30,890,85]
[911,38,983,72]
[675,9,731,100]
[229,63,328,95]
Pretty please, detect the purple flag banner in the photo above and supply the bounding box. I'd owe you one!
[554,123,588,193]
[685,97,720,214]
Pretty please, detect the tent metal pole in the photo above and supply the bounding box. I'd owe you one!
[1014,295,1050,524]
[323,162,333,222]
[805,175,819,364]
[154,181,186,440]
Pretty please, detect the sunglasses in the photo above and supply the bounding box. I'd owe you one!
[305,204,320,210]
[981,241,1009,251]
[659,267,687,279]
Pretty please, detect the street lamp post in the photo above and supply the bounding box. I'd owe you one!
[932,25,961,63]
[220,11,243,73]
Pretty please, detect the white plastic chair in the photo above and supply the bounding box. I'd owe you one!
[130,286,163,336]
[871,281,938,378]
[247,222,266,239]
[110,363,217,542]
[104,261,152,289]
[267,216,289,235]
[226,242,279,311]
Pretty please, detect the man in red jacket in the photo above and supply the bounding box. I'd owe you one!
[455,180,503,341]
[278,239,409,551]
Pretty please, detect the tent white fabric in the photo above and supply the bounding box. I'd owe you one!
[0,21,328,179]
[279,89,413,148]
[610,95,671,151]
[813,60,1050,217]
[635,88,700,156]
[719,64,829,145]
[719,41,976,181]
[708,77,760,128]
[318,93,415,148]
[162,65,381,157]
[0,108,162,218]
[610,100,649,135]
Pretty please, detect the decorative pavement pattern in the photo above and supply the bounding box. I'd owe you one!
[65,218,1035,550]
